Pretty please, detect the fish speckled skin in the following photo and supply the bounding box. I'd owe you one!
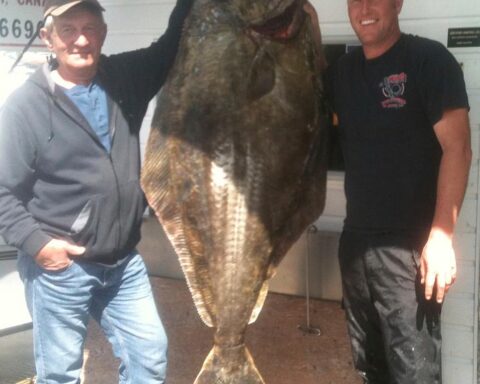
[141,0,327,382]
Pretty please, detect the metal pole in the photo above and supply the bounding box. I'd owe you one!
[298,224,321,336]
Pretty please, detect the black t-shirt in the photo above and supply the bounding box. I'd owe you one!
[328,34,469,232]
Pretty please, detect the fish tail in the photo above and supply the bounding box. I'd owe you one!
[194,344,265,384]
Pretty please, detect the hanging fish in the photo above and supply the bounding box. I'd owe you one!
[141,0,327,382]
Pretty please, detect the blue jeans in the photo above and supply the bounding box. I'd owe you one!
[17,251,168,384]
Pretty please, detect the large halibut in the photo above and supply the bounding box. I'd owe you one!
[141,0,327,382]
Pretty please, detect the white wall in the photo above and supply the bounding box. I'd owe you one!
[0,257,31,331]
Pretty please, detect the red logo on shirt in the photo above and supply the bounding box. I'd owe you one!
[380,72,407,109]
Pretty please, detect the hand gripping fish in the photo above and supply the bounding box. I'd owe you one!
[141,0,327,382]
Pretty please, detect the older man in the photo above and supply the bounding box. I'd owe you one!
[0,0,191,382]
[306,0,471,382]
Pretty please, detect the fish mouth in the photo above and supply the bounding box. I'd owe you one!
[249,0,305,41]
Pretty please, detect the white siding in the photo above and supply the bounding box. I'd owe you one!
[101,0,177,54]
[0,258,31,331]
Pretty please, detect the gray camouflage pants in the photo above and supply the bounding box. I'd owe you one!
[338,230,442,384]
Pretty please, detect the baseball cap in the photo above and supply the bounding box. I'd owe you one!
[43,0,105,18]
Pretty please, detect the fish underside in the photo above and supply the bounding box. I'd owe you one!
[141,0,327,382]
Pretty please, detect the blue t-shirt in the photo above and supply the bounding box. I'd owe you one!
[64,82,111,152]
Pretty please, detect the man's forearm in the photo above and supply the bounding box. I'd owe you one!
[421,108,471,302]
[431,111,472,237]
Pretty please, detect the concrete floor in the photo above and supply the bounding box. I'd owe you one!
[0,277,361,384]
[82,277,361,384]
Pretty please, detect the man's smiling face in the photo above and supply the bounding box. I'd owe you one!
[41,4,107,84]
[347,0,403,58]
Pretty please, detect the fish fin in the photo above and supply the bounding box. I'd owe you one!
[149,209,215,328]
[194,345,265,384]
[248,280,269,324]
[179,251,215,327]
[246,48,276,101]
[142,128,215,327]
